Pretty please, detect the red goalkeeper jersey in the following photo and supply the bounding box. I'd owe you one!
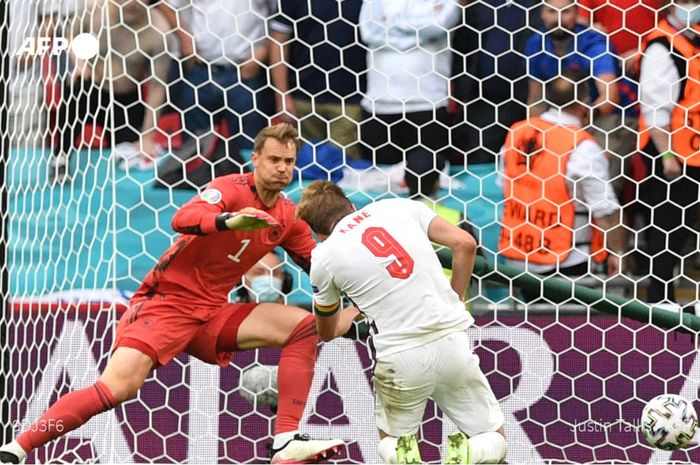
[133,172,315,306]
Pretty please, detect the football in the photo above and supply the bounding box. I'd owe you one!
[641,394,698,450]
[239,364,279,408]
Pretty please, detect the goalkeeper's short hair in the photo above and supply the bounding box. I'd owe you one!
[253,123,300,154]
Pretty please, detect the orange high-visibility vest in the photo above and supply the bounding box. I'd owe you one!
[639,19,700,167]
[499,117,607,265]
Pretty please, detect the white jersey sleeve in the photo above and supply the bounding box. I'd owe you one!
[310,252,341,315]
[408,198,439,233]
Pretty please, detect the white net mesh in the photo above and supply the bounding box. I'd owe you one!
[2,0,700,463]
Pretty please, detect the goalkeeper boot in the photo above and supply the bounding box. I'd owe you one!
[445,431,471,464]
[269,433,344,464]
[0,441,26,464]
[396,434,422,464]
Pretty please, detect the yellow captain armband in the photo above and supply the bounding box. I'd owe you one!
[313,301,340,317]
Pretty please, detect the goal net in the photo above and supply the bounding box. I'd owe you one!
[2,0,699,463]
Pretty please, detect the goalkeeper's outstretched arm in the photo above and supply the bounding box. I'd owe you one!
[171,177,278,235]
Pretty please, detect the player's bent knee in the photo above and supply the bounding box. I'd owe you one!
[99,347,153,403]
[105,376,145,404]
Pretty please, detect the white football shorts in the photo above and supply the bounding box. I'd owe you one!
[373,330,504,437]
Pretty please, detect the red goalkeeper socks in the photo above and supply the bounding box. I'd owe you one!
[17,380,117,453]
[275,314,318,434]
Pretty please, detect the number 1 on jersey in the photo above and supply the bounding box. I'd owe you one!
[227,239,251,263]
[361,227,414,279]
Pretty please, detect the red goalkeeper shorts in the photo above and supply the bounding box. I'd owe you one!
[113,298,258,367]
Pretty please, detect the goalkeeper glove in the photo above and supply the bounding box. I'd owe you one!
[224,208,278,231]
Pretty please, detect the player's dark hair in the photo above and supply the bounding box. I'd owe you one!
[253,123,300,153]
[297,181,353,236]
[545,69,589,110]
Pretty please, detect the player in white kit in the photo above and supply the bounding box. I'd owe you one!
[296,181,507,464]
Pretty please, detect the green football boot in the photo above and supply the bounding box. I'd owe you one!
[396,434,422,464]
[445,431,471,464]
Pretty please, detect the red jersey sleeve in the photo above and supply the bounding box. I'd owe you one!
[280,216,317,274]
[577,0,596,22]
[171,176,240,235]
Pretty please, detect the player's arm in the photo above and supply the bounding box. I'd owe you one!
[594,212,625,275]
[313,298,341,342]
[138,9,170,158]
[590,35,620,116]
[269,28,296,120]
[570,138,625,275]
[314,304,361,342]
[156,1,198,69]
[640,43,681,180]
[280,216,316,274]
[524,35,546,117]
[427,216,477,301]
[592,72,619,116]
[527,79,545,117]
[310,259,359,341]
[171,178,277,235]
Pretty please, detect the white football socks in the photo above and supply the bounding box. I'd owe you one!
[0,440,28,462]
[378,436,398,464]
[468,431,507,464]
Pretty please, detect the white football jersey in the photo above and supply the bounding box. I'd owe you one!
[311,198,474,359]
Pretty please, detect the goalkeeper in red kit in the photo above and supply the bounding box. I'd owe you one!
[0,123,344,464]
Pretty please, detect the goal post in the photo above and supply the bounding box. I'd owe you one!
[2,0,700,464]
[1,0,12,447]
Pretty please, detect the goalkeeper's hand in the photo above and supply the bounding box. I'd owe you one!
[225,207,278,231]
